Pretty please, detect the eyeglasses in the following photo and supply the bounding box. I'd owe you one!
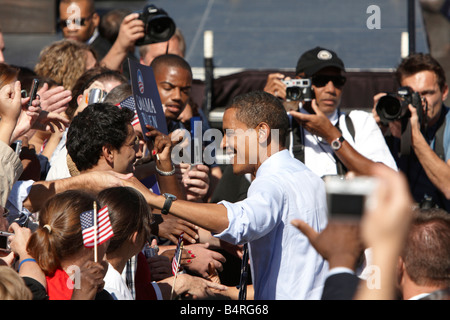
[312,75,346,88]
[57,13,94,29]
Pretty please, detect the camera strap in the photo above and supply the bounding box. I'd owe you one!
[238,243,249,300]
[289,112,355,175]
[333,113,355,175]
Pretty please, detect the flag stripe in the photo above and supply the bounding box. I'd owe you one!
[171,233,184,275]
[80,205,114,248]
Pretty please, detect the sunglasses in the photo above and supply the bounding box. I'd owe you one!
[57,13,94,29]
[312,75,346,88]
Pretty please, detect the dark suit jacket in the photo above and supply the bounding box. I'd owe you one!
[90,34,112,61]
[321,272,360,300]
[89,34,137,79]
[210,164,251,203]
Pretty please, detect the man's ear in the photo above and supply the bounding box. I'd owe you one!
[442,83,449,102]
[257,122,270,144]
[102,145,114,164]
[92,12,100,27]
[397,256,406,286]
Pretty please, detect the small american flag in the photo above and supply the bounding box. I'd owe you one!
[80,205,114,248]
[171,233,184,275]
[117,96,140,127]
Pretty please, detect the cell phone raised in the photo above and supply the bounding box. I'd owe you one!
[27,78,40,108]
[87,88,108,105]
[0,231,12,252]
[324,175,378,221]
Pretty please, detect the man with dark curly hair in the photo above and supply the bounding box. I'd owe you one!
[67,103,139,174]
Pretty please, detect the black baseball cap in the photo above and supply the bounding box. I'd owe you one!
[295,47,345,77]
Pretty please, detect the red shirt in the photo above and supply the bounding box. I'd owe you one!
[135,252,157,300]
[46,268,73,300]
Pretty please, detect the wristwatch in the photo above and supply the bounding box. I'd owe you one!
[161,193,177,215]
[331,136,345,151]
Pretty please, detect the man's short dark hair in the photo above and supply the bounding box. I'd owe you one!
[67,103,135,172]
[226,91,289,146]
[150,53,192,79]
[396,53,447,92]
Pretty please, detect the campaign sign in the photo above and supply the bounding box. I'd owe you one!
[128,58,168,138]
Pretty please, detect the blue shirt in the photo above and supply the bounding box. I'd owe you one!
[216,149,329,300]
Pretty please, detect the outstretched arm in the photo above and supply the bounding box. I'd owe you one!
[124,176,229,234]
[23,171,132,213]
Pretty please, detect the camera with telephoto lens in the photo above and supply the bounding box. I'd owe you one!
[283,78,314,102]
[375,86,424,126]
[135,4,176,46]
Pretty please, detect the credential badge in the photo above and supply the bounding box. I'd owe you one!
[317,50,332,60]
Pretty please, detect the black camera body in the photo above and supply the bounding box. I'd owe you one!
[283,79,315,102]
[375,86,423,126]
[135,5,176,46]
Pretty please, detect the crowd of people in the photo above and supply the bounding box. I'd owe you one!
[0,0,449,301]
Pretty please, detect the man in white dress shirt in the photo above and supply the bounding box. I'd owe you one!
[264,46,397,178]
[126,91,329,299]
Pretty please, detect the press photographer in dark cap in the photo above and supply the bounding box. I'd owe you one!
[264,46,397,178]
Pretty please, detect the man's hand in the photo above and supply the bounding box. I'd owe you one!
[145,125,172,163]
[291,219,363,270]
[372,92,402,137]
[147,254,172,281]
[80,170,134,193]
[289,99,339,142]
[360,166,413,250]
[158,214,199,244]
[114,13,145,53]
[0,81,22,145]
[263,73,287,99]
[0,81,22,124]
[177,163,210,202]
[37,83,72,114]
[371,92,386,127]
[31,111,70,133]
[71,260,107,300]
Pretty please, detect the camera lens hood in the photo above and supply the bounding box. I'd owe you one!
[136,5,176,46]
[376,94,403,123]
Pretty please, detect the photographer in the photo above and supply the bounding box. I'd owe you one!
[58,0,145,73]
[264,47,397,178]
[372,53,450,211]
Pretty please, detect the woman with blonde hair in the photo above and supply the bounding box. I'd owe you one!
[0,266,33,300]
[34,39,97,90]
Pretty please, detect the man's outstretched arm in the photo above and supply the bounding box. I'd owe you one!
[124,176,229,234]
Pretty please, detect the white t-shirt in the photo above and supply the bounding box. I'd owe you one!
[104,263,134,300]
[288,107,398,178]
